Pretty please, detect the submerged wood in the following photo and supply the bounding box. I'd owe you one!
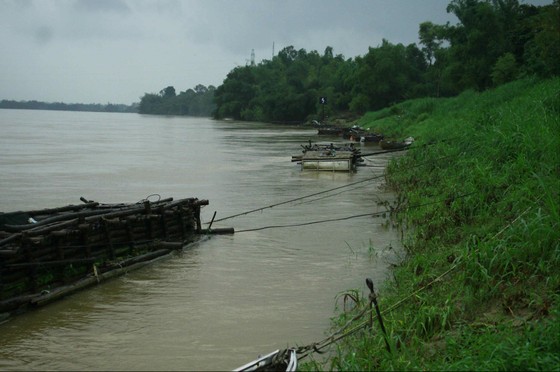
[0,196,209,317]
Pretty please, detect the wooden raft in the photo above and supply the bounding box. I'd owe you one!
[0,196,208,316]
[301,150,357,171]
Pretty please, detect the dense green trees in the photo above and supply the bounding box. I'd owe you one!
[135,1,557,121]
[138,84,216,116]
[350,40,429,111]
[213,46,360,122]
[214,0,558,123]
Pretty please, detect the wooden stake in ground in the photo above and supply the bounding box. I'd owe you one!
[366,277,391,353]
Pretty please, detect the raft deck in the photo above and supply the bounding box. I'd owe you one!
[301,150,357,172]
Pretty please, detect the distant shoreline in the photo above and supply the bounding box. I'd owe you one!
[0,99,138,114]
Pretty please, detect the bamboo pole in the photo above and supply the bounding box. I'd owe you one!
[366,278,391,353]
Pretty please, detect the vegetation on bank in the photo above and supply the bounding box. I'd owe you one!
[304,77,559,370]
[0,99,137,113]
[213,0,558,123]
[138,85,216,116]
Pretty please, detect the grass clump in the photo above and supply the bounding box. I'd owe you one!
[310,77,560,370]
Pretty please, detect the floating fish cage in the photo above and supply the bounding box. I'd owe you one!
[300,151,358,172]
[293,142,362,172]
[0,196,208,316]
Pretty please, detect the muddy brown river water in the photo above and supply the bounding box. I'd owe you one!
[0,109,403,370]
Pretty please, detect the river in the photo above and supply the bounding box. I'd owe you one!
[0,109,403,370]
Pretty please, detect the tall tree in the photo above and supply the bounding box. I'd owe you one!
[160,86,176,98]
[522,1,560,77]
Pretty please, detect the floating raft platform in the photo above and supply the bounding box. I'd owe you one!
[301,150,357,171]
[293,142,362,172]
[0,196,211,317]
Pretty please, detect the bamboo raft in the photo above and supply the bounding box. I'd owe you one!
[0,196,211,317]
[292,142,363,172]
[301,150,358,171]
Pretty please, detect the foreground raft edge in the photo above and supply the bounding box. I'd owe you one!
[0,196,234,319]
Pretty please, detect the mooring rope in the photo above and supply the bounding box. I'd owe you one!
[210,175,385,223]
[212,145,475,226]
[235,212,380,233]
[235,191,477,233]
[294,180,374,206]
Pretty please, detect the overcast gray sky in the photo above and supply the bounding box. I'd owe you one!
[0,0,552,104]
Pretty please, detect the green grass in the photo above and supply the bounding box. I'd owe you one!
[306,77,560,370]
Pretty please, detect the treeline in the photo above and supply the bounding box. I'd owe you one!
[214,0,559,122]
[0,100,137,113]
[138,85,216,116]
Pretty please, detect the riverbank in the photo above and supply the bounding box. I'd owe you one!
[306,77,560,370]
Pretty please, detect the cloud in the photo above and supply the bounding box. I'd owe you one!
[33,25,54,45]
[73,0,131,14]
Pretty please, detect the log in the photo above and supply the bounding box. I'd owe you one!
[0,249,20,256]
[21,219,79,236]
[0,294,37,313]
[6,257,97,269]
[30,249,173,307]
[100,248,171,271]
[19,202,99,216]
[83,206,145,221]
[0,234,21,247]
[162,198,196,210]
[159,241,183,250]
[5,210,102,232]
[199,227,235,235]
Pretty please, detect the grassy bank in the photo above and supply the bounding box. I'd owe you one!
[308,77,560,370]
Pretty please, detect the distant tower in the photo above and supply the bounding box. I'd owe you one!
[272,42,275,59]
[251,49,255,66]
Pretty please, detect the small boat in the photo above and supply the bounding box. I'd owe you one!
[359,133,384,143]
[317,126,344,136]
[234,349,297,372]
[379,137,414,150]
[313,120,346,136]
[341,126,384,143]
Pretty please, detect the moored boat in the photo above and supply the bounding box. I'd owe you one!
[317,126,344,136]
[359,132,384,143]
[234,349,297,372]
[379,137,414,150]
[341,126,384,143]
[313,120,346,136]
